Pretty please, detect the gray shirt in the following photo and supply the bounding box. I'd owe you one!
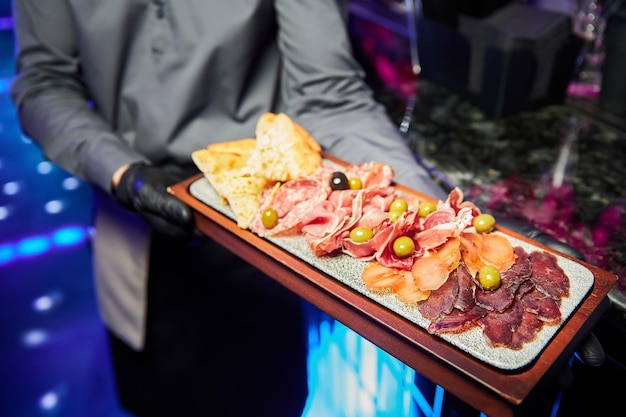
[11,0,447,349]
[11,0,446,199]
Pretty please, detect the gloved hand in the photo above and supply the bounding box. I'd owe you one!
[494,215,605,367]
[114,163,196,238]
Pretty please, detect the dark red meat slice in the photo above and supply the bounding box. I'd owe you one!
[479,298,524,348]
[529,251,570,300]
[520,287,562,324]
[427,305,488,334]
[417,268,460,320]
[453,261,476,312]
[474,247,532,313]
[509,311,544,350]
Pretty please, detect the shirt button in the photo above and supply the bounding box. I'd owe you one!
[156,8,165,19]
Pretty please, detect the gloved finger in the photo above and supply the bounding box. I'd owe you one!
[135,185,194,228]
[141,211,195,239]
[574,332,605,367]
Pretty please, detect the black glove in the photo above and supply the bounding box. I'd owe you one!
[494,215,605,367]
[114,163,196,238]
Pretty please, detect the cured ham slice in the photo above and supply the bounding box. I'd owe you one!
[411,238,461,291]
[460,232,517,276]
[446,187,481,218]
[361,263,404,292]
[372,210,422,270]
[344,162,395,189]
[391,270,431,304]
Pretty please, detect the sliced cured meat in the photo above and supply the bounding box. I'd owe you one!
[305,190,366,256]
[416,206,473,251]
[251,175,328,236]
[479,298,524,348]
[446,187,481,218]
[299,200,344,238]
[529,250,570,300]
[341,237,377,260]
[344,162,395,189]
[417,267,460,320]
[422,206,455,229]
[509,311,544,350]
[373,210,422,270]
[501,247,532,284]
[361,263,404,292]
[478,233,517,271]
[453,261,476,312]
[411,238,461,291]
[475,281,520,313]
[411,255,453,291]
[416,222,457,251]
[391,270,431,304]
[427,305,487,334]
[474,247,532,313]
[520,287,562,324]
[460,232,516,276]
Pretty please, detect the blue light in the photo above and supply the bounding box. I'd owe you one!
[0,225,90,267]
[52,226,87,247]
[17,236,51,257]
[0,245,16,264]
[0,78,11,95]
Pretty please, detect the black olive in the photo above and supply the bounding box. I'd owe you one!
[330,171,349,190]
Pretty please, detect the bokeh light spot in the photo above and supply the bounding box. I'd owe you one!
[45,200,64,214]
[37,161,54,174]
[3,181,20,195]
[23,329,49,347]
[62,177,80,190]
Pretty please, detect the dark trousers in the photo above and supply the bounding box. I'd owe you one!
[108,234,309,417]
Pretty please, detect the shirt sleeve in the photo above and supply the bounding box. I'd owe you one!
[274,0,447,200]
[10,0,146,193]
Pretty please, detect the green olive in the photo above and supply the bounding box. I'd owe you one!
[388,210,404,223]
[418,201,437,217]
[390,198,408,214]
[478,265,501,290]
[473,213,496,234]
[261,208,278,229]
[348,177,362,190]
[392,236,415,258]
[350,226,374,243]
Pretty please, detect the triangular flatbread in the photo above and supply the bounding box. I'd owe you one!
[192,138,267,229]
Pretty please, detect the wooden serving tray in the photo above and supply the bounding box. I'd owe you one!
[169,156,617,417]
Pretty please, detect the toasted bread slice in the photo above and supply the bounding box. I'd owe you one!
[244,113,322,182]
[192,138,267,229]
